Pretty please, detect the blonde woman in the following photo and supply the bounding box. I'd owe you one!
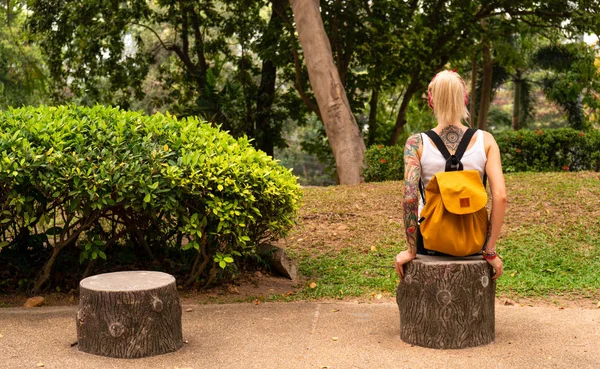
[394,70,506,280]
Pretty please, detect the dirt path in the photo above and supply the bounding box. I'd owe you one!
[1,301,599,369]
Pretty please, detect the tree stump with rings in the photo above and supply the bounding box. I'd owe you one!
[76,271,183,358]
[396,255,496,349]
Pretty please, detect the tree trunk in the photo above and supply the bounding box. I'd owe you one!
[255,3,284,157]
[389,75,421,146]
[367,88,379,146]
[470,51,478,126]
[289,0,366,185]
[77,271,183,358]
[477,38,493,130]
[512,72,522,130]
[5,0,10,26]
[255,59,276,156]
[396,255,496,349]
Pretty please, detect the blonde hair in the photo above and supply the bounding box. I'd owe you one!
[428,70,469,125]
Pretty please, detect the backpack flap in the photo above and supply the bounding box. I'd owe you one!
[435,170,487,215]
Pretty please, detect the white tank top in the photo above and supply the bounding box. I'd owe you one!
[418,129,487,216]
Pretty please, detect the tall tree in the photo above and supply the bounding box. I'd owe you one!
[289,0,365,185]
[26,0,297,156]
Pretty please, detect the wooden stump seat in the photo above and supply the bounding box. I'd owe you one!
[76,271,183,358]
[396,255,496,349]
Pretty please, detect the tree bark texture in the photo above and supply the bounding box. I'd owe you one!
[477,24,493,130]
[512,73,522,130]
[77,271,183,358]
[396,255,495,349]
[470,51,478,126]
[290,0,366,185]
[367,88,379,146]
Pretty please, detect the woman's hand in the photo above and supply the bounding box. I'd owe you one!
[486,256,503,280]
[395,250,416,279]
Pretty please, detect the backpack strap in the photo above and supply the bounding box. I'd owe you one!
[424,128,476,172]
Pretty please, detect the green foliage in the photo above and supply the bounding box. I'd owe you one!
[25,0,303,155]
[362,144,404,182]
[0,105,300,291]
[495,128,600,172]
[363,128,600,182]
[533,43,600,130]
[0,1,47,107]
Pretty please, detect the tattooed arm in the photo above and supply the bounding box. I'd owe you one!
[403,133,422,253]
[395,133,422,278]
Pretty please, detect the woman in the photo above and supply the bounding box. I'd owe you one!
[394,70,506,280]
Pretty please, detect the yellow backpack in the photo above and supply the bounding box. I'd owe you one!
[418,129,488,256]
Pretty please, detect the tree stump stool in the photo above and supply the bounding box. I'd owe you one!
[76,271,183,358]
[396,255,495,349]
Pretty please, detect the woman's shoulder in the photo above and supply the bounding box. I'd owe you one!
[405,132,423,146]
[479,130,498,152]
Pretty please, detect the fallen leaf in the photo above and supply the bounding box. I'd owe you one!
[0,333,3,338]
[374,293,383,300]
[185,308,193,312]
[332,337,339,341]
[309,282,317,289]
[597,301,600,308]
[370,246,377,252]
[23,296,45,308]
[503,299,516,306]
[510,271,518,277]
[254,299,261,305]
[331,309,339,312]
[36,364,44,368]
[227,285,240,294]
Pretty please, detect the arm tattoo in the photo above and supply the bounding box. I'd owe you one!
[438,125,465,153]
[403,133,422,254]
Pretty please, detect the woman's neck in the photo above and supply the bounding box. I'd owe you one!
[436,121,466,130]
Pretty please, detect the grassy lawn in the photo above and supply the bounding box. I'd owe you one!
[277,171,600,302]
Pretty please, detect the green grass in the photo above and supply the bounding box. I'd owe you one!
[294,244,400,300]
[498,224,600,297]
[283,172,600,302]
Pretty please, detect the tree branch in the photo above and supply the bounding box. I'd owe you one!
[189,5,208,77]
[180,0,190,58]
[130,22,172,51]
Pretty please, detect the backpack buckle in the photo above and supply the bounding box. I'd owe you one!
[447,155,461,171]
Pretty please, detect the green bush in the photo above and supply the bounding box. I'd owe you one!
[0,105,300,292]
[362,145,404,182]
[495,128,600,172]
[363,128,600,182]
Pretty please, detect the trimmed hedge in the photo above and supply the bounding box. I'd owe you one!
[0,105,300,293]
[362,145,404,182]
[495,128,600,172]
[363,128,600,182]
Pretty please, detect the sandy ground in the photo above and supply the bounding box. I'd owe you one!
[1,301,599,369]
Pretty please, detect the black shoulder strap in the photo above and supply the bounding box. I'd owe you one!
[454,128,476,161]
[424,130,451,159]
[424,128,476,172]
